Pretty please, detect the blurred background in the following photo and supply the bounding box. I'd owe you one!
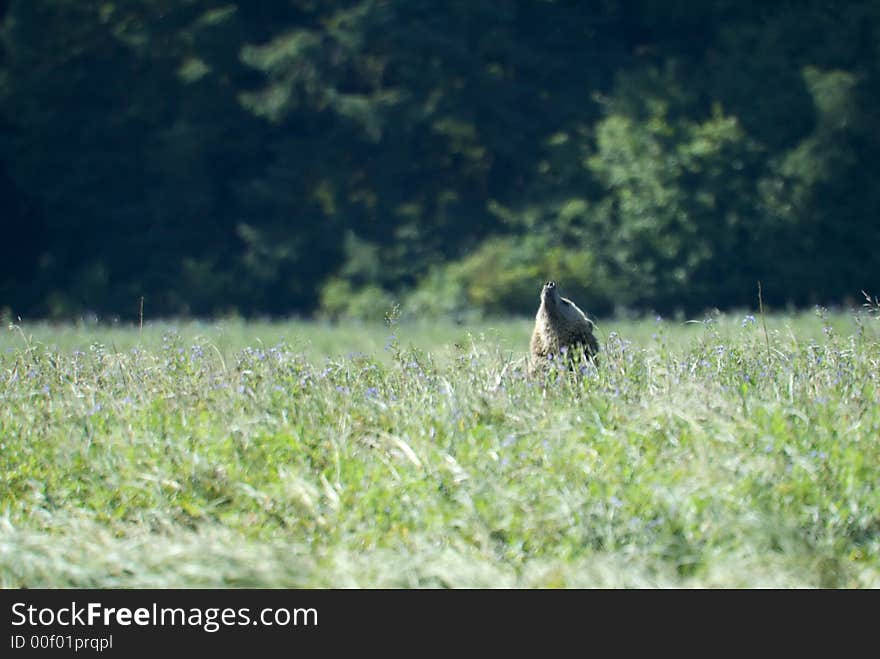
[1,0,878,322]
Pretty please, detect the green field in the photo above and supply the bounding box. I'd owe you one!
[1,310,878,587]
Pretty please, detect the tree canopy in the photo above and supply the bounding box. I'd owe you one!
[2,0,878,319]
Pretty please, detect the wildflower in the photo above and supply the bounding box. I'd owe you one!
[742,314,756,327]
[365,387,379,399]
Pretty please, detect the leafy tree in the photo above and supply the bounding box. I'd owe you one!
[1,0,878,318]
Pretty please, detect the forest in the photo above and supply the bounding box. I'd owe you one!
[1,0,878,320]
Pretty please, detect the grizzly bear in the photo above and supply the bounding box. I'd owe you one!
[529,281,599,376]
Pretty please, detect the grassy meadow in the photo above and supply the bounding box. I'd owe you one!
[1,308,878,587]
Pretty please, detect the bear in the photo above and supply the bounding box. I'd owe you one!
[529,280,599,376]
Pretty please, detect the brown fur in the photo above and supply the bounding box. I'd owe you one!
[529,281,598,376]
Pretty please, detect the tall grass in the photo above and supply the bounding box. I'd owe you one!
[1,310,877,587]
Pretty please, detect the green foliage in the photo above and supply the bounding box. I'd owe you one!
[318,277,396,322]
[405,235,611,318]
[587,67,766,310]
[759,65,880,304]
[1,1,878,318]
[1,313,878,587]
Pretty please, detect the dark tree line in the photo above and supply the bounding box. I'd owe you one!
[1,1,878,320]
